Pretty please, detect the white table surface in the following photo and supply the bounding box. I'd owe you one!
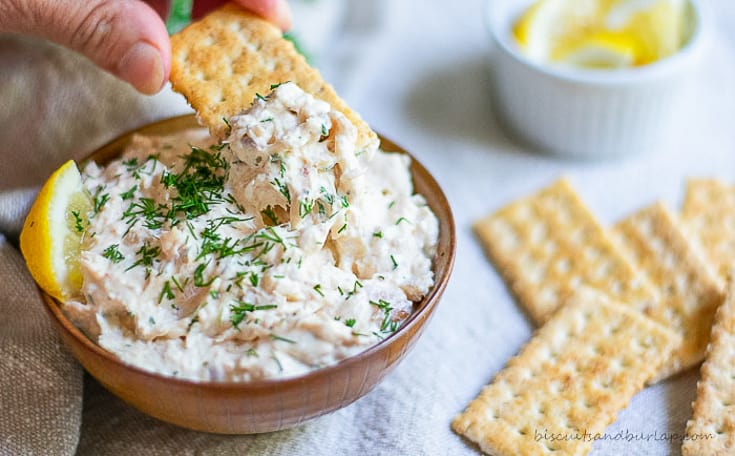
[313,0,735,454]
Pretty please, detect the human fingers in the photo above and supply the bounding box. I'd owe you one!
[146,0,171,19]
[192,0,291,30]
[0,0,171,94]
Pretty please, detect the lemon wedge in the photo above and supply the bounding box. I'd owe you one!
[555,31,640,68]
[20,160,92,302]
[513,0,688,68]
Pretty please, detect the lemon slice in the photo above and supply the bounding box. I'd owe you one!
[513,0,688,68]
[607,0,687,65]
[554,32,640,68]
[20,160,92,301]
[513,0,607,62]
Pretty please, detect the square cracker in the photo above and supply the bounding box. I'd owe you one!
[452,288,680,456]
[683,279,735,456]
[473,178,658,323]
[614,202,724,381]
[681,179,735,282]
[170,3,377,150]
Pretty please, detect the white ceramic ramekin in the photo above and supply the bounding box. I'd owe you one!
[486,0,709,159]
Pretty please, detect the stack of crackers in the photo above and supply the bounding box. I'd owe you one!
[454,178,735,455]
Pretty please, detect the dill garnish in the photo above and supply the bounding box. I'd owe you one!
[229,301,277,328]
[71,210,85,233]
[102,244,124,263]
[269,334,296,344]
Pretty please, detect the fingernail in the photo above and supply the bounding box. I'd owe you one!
[117,42,165,95]
[275,0,292,31]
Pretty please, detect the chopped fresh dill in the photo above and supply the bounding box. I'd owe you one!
[71,210,84,233]
[125,242,160,271]
[299,199,314,218]
[370,299,399,333]
[344,318,356,328]
[93,187,110,214]
[193,263,216,287]
[158,281,175,303]
[396,217,412,225]
[123,197,165,230]
[102,244,124,263]
[313,284,324,297]
[320,187,334,204]
[187,315,199,331]
[373,231,383,238]
[269,334,296,344]
[272,355,283,372]
[390,254,398,270]
[120,185,137,200]
[271,177,291,203]
[262,206,279,225]
[229,301,277,328]
[344,280,363,300]
[255,227,286,249]
[171,276,184,292]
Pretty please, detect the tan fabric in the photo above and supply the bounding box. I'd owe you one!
[0,34,189,455]
[0,235,82,455]
[0,35,189,191]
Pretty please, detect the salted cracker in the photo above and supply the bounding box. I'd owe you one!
[170,3,377,150]
[681,179,735,282]
[683,279,735,456]
[614,202,724,381]
[452,288,680,456]
[473,178,658,323]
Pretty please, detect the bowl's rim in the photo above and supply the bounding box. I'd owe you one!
[486,0,709,86]
[43,114,456,391]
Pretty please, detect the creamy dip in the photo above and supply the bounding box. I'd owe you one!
[65,83,439,381]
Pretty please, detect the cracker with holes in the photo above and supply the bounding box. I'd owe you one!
[683,279,735,456]
[473,178,658,323]
[452,288,680,456]
[681,179,735,282]
[614,202,724,382]
[169,3,377,150]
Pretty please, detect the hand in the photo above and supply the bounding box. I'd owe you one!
[0,0,291,95]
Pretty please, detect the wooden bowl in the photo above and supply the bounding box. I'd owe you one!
[40,115,456,434]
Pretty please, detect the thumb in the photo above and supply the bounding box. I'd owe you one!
[0,0,171,94]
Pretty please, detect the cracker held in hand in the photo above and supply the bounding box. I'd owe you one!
[614,202,724,381]
[683,279,735,456]
[452,288,680,456]
[681,178,735,282]
[473,178,658,323]
[170,3,377,150]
